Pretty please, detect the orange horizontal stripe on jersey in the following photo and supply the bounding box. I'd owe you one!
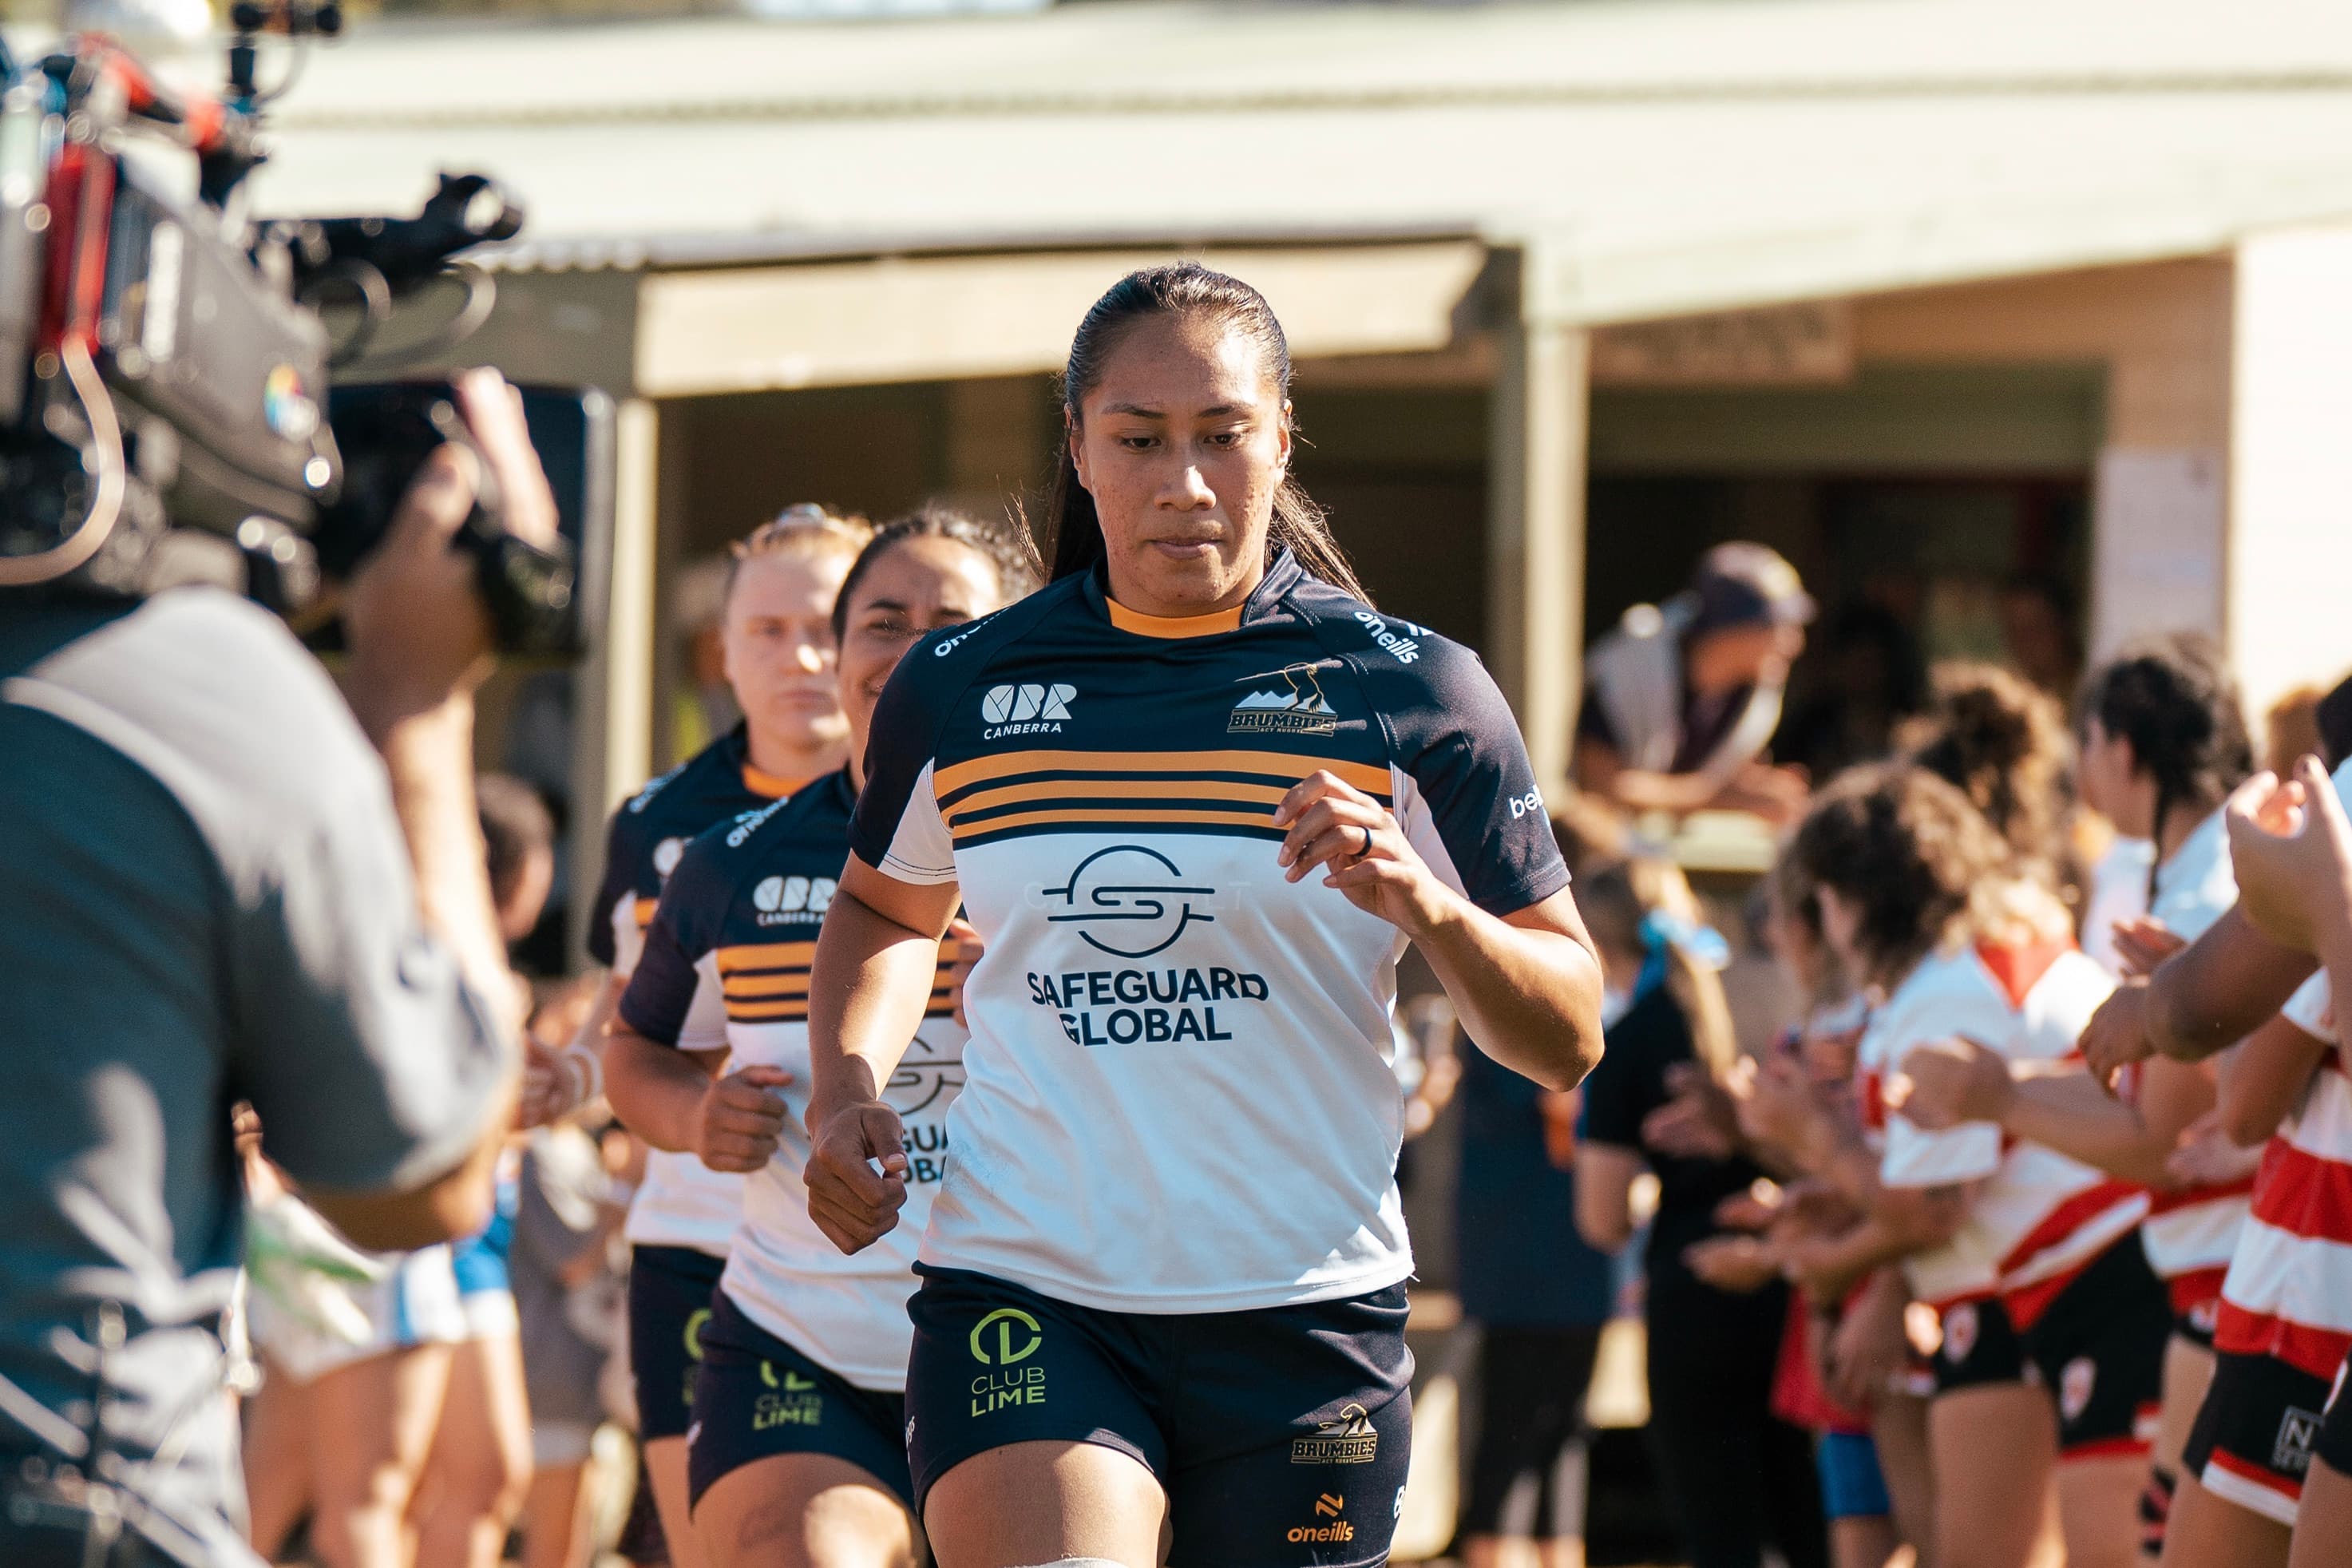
[727,999,810,1021]
[715,942,818,975]
[723,973,814,999]
[943,775,1294,824]
[948,804,1279,839]
[932,748,1392,801]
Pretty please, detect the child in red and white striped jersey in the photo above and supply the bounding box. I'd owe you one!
[1782,766,2168,1568]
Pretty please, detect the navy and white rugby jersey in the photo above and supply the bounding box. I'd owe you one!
[590,726,802,1257]
[620,770,967,1390]
[850,549,1570,1313]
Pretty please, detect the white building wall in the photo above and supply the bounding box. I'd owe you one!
[2230,224,2352,729]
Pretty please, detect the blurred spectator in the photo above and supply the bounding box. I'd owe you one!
[666,552,740,760]
[407,774,562,1567]
[1576,542,1815,824]
[512,1122,632,1568]
[1998,575,2083,697]
[1905,659,2080,903]
[1453,1041,1616,1568]
[2264,682,2329,778]
[1574,858,1827,1568]
[1778,603,1927,786]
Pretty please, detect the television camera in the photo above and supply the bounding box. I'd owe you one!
[0,2,607,655]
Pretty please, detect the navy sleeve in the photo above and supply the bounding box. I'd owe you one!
[848,620,996,881]
[616,826,731,1047]
[585,802,642,969]
[1388,638,1572,917]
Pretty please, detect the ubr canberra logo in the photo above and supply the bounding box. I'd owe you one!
[980,683,1074,739]
[751,874,835,926]
[1229,661,1340,735]
[1292,1404,1380,1465]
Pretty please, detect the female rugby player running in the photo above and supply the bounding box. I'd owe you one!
[546,508,870,1568]
[802,264,1608,1568]
[604,508,1035,1568]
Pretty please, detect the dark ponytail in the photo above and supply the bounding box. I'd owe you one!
[1038,263,1370,603]
[2081,632,2253,885]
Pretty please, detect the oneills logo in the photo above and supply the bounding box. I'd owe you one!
[1288,1495,1353,1545]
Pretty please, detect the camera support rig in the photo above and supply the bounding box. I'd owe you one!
[0,7,555,645]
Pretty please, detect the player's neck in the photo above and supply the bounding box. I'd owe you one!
[745,727,843,791]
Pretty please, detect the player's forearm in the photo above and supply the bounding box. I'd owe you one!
[1415,898,1605,1091]
[2219,1009,2334,1146]
[2316,918,2352,1046]
[806,888,946,1127]
[370,694,522,1049]
[603,1028,717,1154]
[1792,1217,1921,1301]
[2003,1075,2176,1190]
[2151,906,2316,1063]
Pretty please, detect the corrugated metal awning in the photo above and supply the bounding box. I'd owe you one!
[26,0,2352,325]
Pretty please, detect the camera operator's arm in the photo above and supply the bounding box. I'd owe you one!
[260,371,556,1249]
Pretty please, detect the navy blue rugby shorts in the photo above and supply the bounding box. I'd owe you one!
[905,1265,1414,1568]
[686,1290,913,1511]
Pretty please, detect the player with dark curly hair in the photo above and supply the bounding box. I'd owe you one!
[1769,765,2168,1568]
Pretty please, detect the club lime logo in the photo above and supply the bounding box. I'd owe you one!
[683,1308,711,1362]
[969,1309,1043,1366]
[754,1358,824,1430]
[969,1308,1047,1415]
[1040,845,1218,960]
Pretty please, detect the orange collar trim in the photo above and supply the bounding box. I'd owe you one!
[741,765,813,800]
[1105,598,1245,639]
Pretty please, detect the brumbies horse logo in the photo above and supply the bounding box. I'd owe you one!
[1229,661,1341,735]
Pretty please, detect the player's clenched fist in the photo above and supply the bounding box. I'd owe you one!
[696,1064,793,1173]
[805,1099,911,1255]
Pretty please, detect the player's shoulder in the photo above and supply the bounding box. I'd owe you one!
[610,732,746,844]
[1879,945,2009,1033]
[919,574,1085,672]
[675,795,793,899]
[873,577,1086,746]
[1282,575,1494,711]
[2021,947,2116,1022]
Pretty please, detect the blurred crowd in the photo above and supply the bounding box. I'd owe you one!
[1448,542,2352,1568]
[224,532,2352,1568]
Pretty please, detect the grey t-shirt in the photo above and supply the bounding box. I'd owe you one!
[0,588,509,1526]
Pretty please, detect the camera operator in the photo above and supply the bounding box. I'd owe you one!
[0,369,550,1566]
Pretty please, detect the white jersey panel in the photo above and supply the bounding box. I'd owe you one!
[2149,807,2237,944]
[919,830,1417,1313]
[621,952,742,1255]
[719,1012,968,1392]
